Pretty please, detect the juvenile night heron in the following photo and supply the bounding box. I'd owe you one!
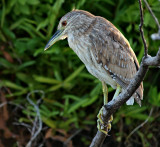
[44,10,143,134]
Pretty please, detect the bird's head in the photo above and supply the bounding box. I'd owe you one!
[44,10,94,50]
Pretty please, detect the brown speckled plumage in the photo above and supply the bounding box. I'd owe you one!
[48,10,143,105]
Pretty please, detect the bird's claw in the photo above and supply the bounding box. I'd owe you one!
[97,107,113,135]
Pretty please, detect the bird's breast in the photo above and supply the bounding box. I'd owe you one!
[68,34,92,64]
[67,34,116,88]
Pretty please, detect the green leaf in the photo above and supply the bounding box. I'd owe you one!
[10,18,26,30]
[42,116,56,129]
[33,48,44,57]
[17,61,36,70]
[27,0,40,5]
[82,96,98,107]
[64,65,85,83]
[147,133,153,139]
[18,0,26,5]
[130,114,152,120]
[1,0,5,27]
[63,95,80,101]
[126,24,132,33]
[19,5,30,15]
[34,75,61,84]
[0,58,15,69]
[2,27,16,39]
[68,98,88,113]
[125,106,147,116]
[90,83,101,97]
[144,12,150,27]
[0,80,24,90]
[6,90,28,97]
[16,73,33,84]
[48,84,62,91]
[37,19,49,31]
[47,0,65,37]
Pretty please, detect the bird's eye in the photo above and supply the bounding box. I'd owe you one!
[62,21,67,26]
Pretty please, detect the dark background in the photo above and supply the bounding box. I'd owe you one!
[0,0,160,146]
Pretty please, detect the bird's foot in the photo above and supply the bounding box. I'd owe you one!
[97,107,113,135]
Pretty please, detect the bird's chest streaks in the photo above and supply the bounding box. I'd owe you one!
[68,34,116,88]
[68,35,92,64]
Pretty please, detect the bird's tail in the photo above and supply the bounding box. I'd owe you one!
[126,82,143,106]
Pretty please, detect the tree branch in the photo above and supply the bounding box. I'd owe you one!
[90,60,149,147]
[90,0,160,146]
[139,0,148,57]
[143,48,160,66]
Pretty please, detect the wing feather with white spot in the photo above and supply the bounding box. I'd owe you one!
[89,17,143,105]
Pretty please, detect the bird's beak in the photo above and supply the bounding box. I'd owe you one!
[44,29,64,51]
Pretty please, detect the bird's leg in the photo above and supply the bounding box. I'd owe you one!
[102,81,108,105]
[97,81,108,126]
[97,81,113,135]
[113,84,121,100]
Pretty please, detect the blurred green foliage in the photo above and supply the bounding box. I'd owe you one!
[0,0,160,146]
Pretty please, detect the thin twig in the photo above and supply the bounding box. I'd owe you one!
[0,102,7,108]
[26,90,44,147]
[63,129,82,147]
[13,122,32,133]
[138,0,148,57]
[0,101,25,109]
[143,0,160,40]
[143,0,160,30]
[125,107,153,142]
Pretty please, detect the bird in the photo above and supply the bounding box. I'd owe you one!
[44,10,143,134]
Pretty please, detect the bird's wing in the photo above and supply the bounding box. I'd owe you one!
[89,30,137,83]
[89,17,143,104]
